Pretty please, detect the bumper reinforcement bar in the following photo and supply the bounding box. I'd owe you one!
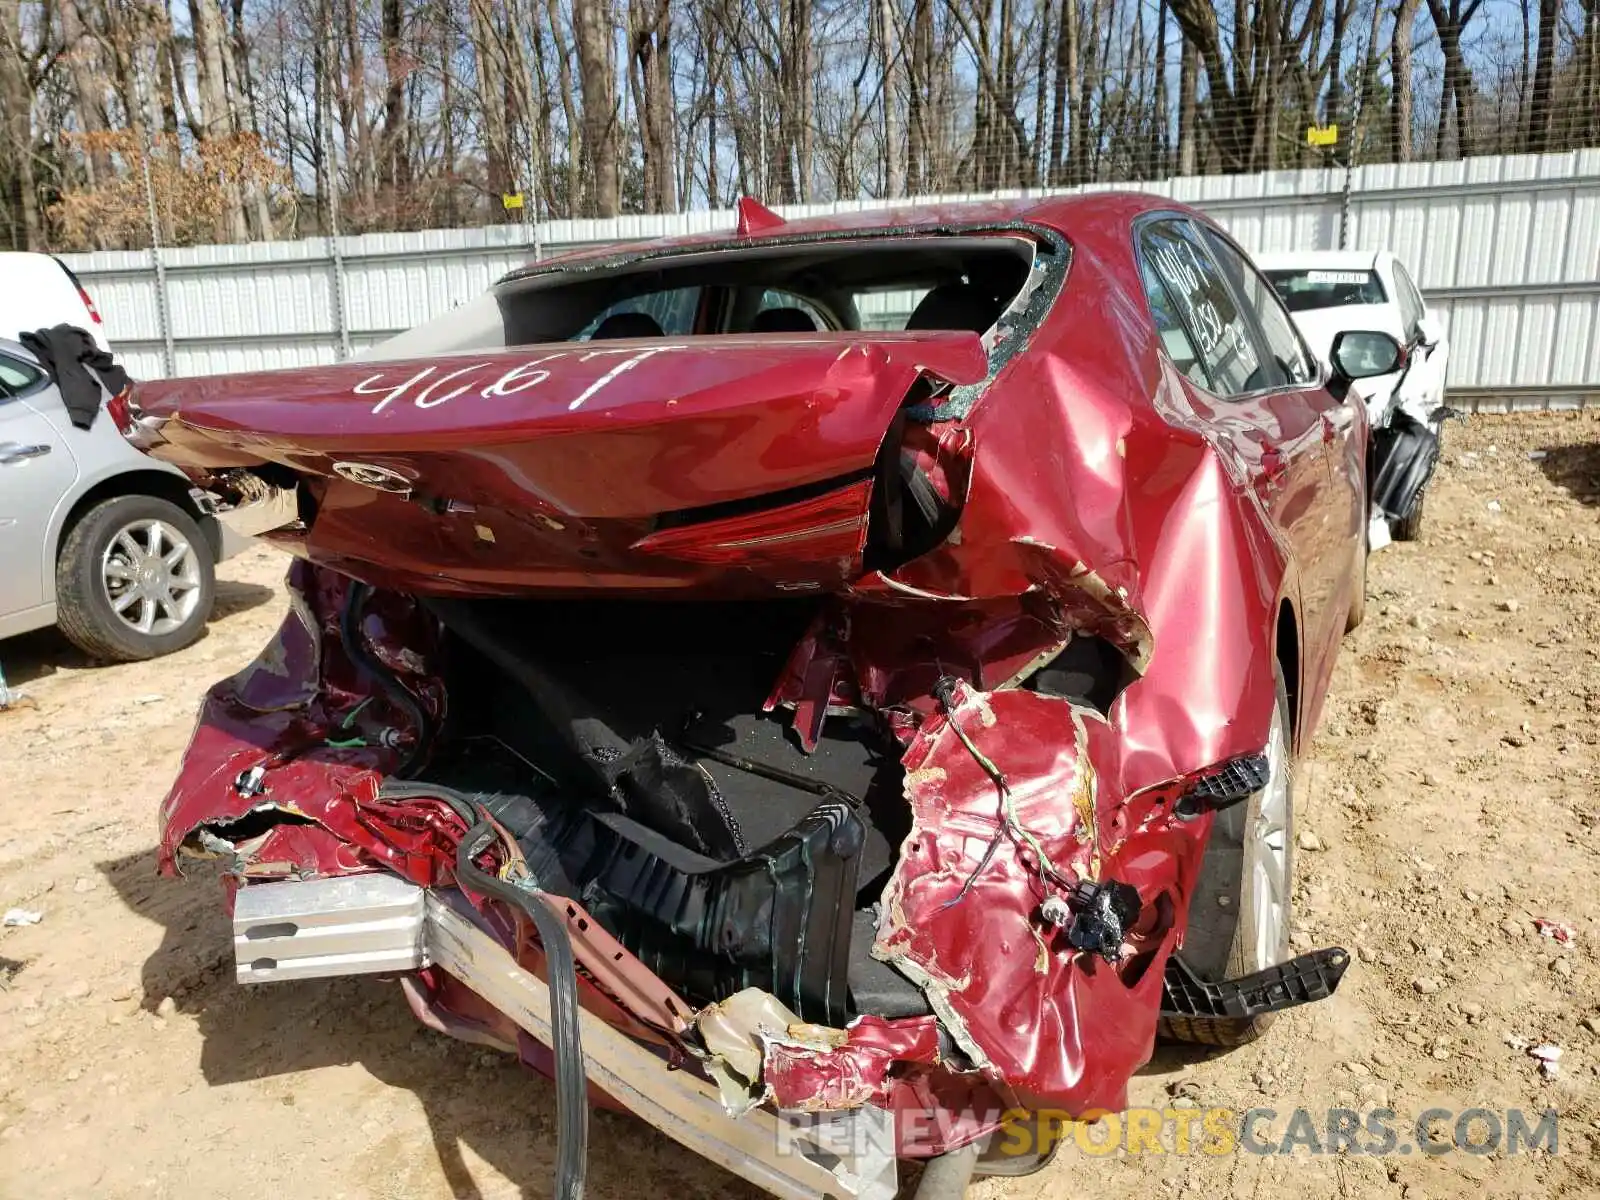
[233,875,887,1200]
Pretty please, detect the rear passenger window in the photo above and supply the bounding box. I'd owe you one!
[0,354,44,399]
[1137,221,1262,397]
[1202,230,1317,386]
[1139,259,1209,389]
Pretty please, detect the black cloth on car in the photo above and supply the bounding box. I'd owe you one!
[18,324,130,430]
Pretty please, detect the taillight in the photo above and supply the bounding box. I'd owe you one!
[108,387,168,451]
[53,258,104,327]
[77,285,103,324]
[107,388,131,432]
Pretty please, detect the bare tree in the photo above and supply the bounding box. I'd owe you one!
[7,0,1597,252]
[188,0,250,238]
[1176,25,1197,173]
[380,0,411,189]
[629,0,675,212]
[468,0,512,200]
[575,0,620,215]
[1426,0,1485,158]
[946,0,1038,188]
[880,0,903,196]
[1582,0,1600,147]
[905,0,937,192]
[58,0,114,195]
[1390,0,1422,161]
[1525,0,1557,150]
[0,0,41,248]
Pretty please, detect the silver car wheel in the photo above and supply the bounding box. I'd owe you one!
[100,518,204,637]
[1247,698,1292,967]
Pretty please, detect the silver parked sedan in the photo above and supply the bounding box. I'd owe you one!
[0,337,230,660]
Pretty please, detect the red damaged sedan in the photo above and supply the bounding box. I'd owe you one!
[120,194,1402,1198]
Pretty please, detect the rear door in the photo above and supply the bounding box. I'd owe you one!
[0,352,78,618]
[1136,219,1357,719]
[1203,232,1365,682]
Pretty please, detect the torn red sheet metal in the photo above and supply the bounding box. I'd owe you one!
[763,1016,944,1112]
[872,681,1202,1113]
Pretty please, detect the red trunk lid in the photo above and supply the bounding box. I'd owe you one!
[134,332,987,595]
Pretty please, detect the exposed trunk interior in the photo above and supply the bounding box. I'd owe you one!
[402,595,931,1025]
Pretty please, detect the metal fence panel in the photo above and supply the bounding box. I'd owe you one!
[58,149,1600,408]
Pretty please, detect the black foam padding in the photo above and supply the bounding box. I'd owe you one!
[415,596,927,1021]
[446,780,866,1024]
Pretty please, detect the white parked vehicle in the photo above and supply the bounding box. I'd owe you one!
[0,252,246,660]
[1257,250,1450,541]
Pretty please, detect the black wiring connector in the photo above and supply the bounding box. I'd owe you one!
[1063,879,1142,963]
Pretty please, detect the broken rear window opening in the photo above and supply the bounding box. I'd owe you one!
[1263,268,1387,312]
[363,232,1046,360]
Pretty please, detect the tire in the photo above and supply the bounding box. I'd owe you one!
[55,494,216,662]
[1158,666,1294,1048]
[1345,522,1368,632]
[1390,487,1425,542]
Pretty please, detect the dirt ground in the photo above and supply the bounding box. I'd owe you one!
[3,410,1599,1200]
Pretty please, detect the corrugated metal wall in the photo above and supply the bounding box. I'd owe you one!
[59,148,1600,408]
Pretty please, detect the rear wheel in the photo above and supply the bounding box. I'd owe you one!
[55,494,215,662]
[1159,667,1294,1047]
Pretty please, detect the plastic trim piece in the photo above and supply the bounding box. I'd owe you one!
[1160,946,1350,1020]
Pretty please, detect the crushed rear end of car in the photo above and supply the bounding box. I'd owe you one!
[126,221,1349,1197]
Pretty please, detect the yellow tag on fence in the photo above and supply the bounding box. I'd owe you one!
[1306,125,1338,147]
[501,192,525,210]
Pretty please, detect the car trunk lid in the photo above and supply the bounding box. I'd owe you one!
[130,331,988,596]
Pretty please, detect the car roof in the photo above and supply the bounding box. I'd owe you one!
[1253,249,1385,271]
[517,191,1195,277]
[0,250,73,276]
[0,253,110,352]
